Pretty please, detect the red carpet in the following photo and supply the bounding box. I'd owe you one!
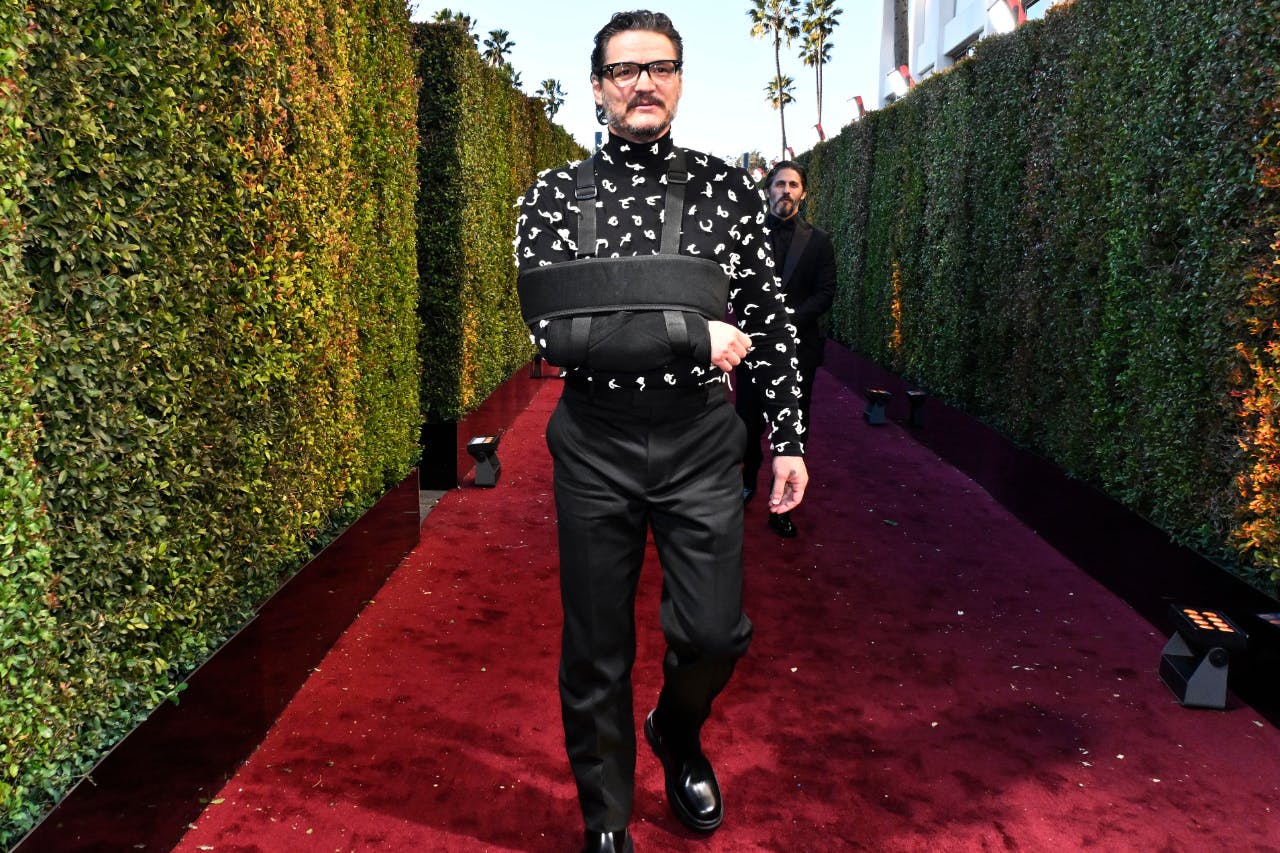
[175,372,1280,852]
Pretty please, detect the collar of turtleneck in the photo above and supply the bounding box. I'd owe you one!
[766,211,798,232]
[601,131,676,168]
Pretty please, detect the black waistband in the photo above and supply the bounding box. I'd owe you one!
[562,378,726,411]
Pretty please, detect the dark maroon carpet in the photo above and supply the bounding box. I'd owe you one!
[175,371,1280,852]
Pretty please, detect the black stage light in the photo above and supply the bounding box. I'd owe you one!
[864,389,892,425]
[1158,604,1247,709]
[466,435,502,487]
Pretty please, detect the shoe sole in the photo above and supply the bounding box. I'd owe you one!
[644,714,723,833]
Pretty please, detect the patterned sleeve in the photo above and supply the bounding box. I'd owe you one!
[513,165,584,368]
[514,164,579,269]
[727,170,806,457]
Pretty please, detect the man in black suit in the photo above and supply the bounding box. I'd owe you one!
[737,160,836,538]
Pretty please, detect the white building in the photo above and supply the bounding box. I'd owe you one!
[874,0,1069,107]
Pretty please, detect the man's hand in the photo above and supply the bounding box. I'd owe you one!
[768,455,808,513]
[708,320,752,372]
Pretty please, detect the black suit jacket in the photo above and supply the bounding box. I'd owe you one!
[775,216,837,371]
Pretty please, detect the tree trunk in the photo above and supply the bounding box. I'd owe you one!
[815,55,823,128]
[775,33,787,157]
[894,0,909,69]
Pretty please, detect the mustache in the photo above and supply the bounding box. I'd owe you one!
[629,95,665,110]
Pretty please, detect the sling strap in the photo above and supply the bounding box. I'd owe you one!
[520,146,712,362]
[574,149,689,258]
[518,254,729,326]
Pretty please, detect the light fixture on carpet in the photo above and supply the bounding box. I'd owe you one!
[907,390,927,428]
[467,434,502,487]
[1158,605,1247,709]
[864,389,892,425]
[990,0,1027,34]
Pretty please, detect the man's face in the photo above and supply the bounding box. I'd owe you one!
[592,30,682,144]
[768,168,805,220]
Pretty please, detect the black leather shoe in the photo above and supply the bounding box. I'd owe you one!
[644,710,723,832]
[768,511,798,538]
[580,829,632,853]
[742,487,754,504]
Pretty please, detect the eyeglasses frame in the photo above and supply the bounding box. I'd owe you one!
[595,59,683,85]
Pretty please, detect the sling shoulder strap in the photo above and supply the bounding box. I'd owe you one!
[659,149,689,255]
[574,148,689,258]
[574,156,597,259]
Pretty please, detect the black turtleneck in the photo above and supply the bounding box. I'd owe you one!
[766,212,798,268]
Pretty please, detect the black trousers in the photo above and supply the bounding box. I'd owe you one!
[736,361,816,492]
[546,382,753,832]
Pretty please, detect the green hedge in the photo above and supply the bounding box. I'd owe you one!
[1,7,62,837]
[805,0,1279,589]
[2,0,420,842]
[414,22,586,422]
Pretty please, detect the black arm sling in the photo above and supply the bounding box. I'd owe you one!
[518,148,731,366]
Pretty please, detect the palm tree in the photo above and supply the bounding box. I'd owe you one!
[766,74,797,123]
[536,78,566,120]
[482,29,514,68]
[432,9,479,44]
[500,63,523,91]
[748,0,801,159]
[893,0,908,71]
[800,0,841,132]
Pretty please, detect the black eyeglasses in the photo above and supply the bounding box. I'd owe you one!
[596,59,682,86]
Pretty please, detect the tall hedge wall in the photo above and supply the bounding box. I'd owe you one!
[804,0,1279,589]
[1,0,420,843]
[414,22,586,422]
[1,8,61,843]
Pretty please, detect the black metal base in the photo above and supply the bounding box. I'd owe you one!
[1159,633,1231,709]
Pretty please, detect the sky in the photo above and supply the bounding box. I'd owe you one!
[407,1,885,165]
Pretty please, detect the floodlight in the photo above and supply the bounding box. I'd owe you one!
[887,65,914,99]
[990,0,1027,34]
[466,435,502,488]
[864,389,892,426]
[1158,605,1247,709]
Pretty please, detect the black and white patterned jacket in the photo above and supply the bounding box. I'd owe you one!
[514,132,805,457]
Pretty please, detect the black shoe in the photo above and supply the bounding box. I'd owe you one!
[768,511,797,538]
[742,487,754,504]
[580,829,632,853]
[644,710,723,833]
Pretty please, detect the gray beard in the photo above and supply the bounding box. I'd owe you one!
[605,102,678,143]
